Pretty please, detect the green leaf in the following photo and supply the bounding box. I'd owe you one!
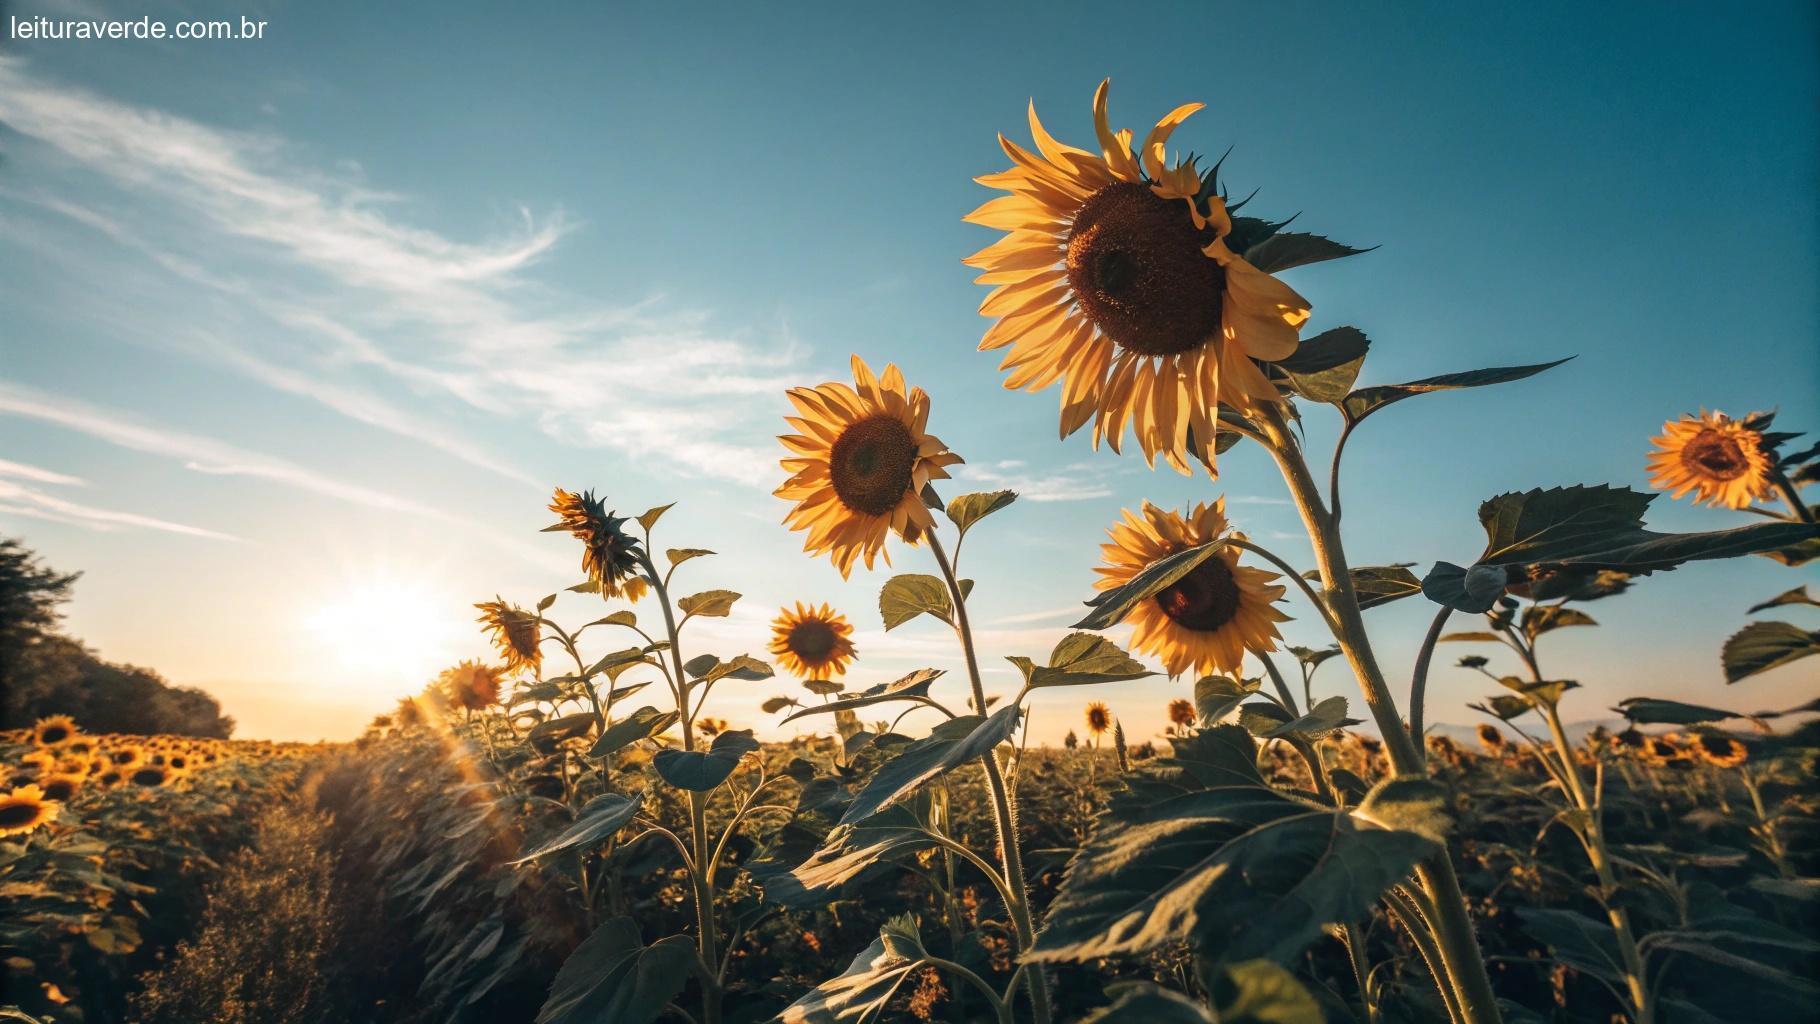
[1274,326,1370,403]
[1421,562,1513,613]
[1009,632,1154,689]
[1194,675,1261,724]
[537,593,558,611]
[1242,232,1372,274]
[1613,697,1739,726]
[1215,960,1327,1024]
[1723,621,1820,683]
[1496,676,1579,709]
[945,490,1017,534]
[772,936,916,1023]
[1081,984,1215,1023]
[1030,726,1435,966]
[1761,535,1820,567]
[698,654,772,685]
[1748,585,1820,614]
[1075,542,1224,631]
[589,706,678,758]
[761,696,798,715]
[683,654,720,678]
[1346,564,1423,610]
[1439,631,1506,643]
[768,812,938,907]
[589,647,651,677]
[1521,605,1598,642]
[1262,696,1350,739]
[1478,694,1535,721]
[528,713,597,753]
[879,574,953,630]
[1355,777,1453,843]
[779,669,944,724]
[1515,907,1625,984]
[652,730,759,791]
[535,917,698,1024]
[666,548,714,566]
[678,590,739,618]
[1341,358,1571,425]
[586,610,638,628]
[510,793,641,865]
[634,503,674,532]
[839,706,1021,825]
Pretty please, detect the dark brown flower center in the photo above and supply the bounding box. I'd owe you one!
[1154,555,1242,632]
[40,779,74,801]
[831,415,918,517]
[39,726,69,744]
[787,619,839,664]
[111,751,137,765]
[131,768,166,786]
[1682,429,1749,480]
[0,801,40,827]
[1066,182,1225,357]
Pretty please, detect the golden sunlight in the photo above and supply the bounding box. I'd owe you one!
[305,573,462,686]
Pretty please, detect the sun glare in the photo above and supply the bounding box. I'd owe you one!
[306,574,461,684]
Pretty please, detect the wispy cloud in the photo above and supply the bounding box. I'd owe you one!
[0,457,85,486]
[0,478,239,541]
[953,459,1118,502]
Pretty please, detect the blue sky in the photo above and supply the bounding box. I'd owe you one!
[1,0,1814,742]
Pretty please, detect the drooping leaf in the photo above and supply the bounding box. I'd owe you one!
[1521,605,1598,642]
[1076,542,1224,630]
[1747,585,1819,614]
[1346,564,1423,610]
[762,696,799,715]
[839,706,1021,825]
[589,706,678,758]
[1613,697,1739,726]
[1421,562,1515,613]
[528,713,597,753]
[1030,726,1435,966]
[1761,535,1820,567]
[775,937,917,1024]
[666,548,714,566]
[1341,359,1571,425]
[1243,232,1372,274]
[652,729,760,791]
[1263,696,1350,739]
[879,575,953,630]
[780,669,945,724]
[1723,621,1820,683]
[945,490,1017,534]
[1008,632,1154,689]
[1273,327,1370,403]
[511,793,642,865]
[535,917,698,1024]
[678,589,740,618]
[767,811,938,907]
[1194,675,1262,724]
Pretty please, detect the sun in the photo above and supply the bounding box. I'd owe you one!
[306,573,461,684]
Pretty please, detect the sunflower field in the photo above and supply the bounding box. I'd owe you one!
[3,78,1818,1024]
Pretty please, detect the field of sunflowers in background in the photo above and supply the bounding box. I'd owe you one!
[2,43,1818,1024]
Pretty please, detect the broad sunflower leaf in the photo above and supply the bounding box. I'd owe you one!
[1214,960,1327,1024]
[1347,564,1423,610]
[1521,605,1597,642]
[666,547,713,566]
[1030,726,1435,966]
[1748,585,1819,614]
[1082,983,1215,1023]
[1341,358,1571,425]
[1009,632,1154,689]
[684,654,720,677]
[634,503,674,532]
[945,490,1017,534]
[1263,696,1350,739]
[1275,326,1370,403]
[1496,676,1579,709]
[699,654,773,685]
[1194,675,1261,725]
[1355,777,1453,843]
[779,669,944,725]
[1761,535,1820,567]
[839,706,1021,825]
[652,729,759,791]
[1515,907,1626,985]
[1613,697,1739,726]
[766,810,939,907]
[761,696,799,715]
[678,589,740,618]
[589,706,678,758]
[803,679,844,695]
[528,713,597,753]
[1076,542,1224,631]
[585,610,638,628]
[879,575,953,630]
[511,793,641,865]
[1243,232,1372,275]
[588,646,650,676]
[535,916,698,1024]
[1723,621,1820,683]
[774,936,917,1024]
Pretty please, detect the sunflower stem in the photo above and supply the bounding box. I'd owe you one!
[1767,463,1814,523]
[926,529,1053,1024]
[1253,401,1502,1024]
[1408,605,1454,760]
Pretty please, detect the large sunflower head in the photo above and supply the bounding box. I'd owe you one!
[769,603,858,681]
[1646,410,1773,510]
[1094,499,1289,677]
[442,660,504,711]
[548,488,649,601]
[776,356,964,577]
[36,773,82,803]
[965,80,1312,475]
[32,715,78,748]
[476,598,542,674]
[0,784,58,837]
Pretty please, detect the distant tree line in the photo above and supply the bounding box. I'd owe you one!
[1,536,234,738]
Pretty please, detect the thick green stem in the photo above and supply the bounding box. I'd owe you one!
[927,530,1053,1024]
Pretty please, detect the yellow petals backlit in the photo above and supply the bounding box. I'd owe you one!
[476,599,543,675]
[769,603,858,681]
[965,80,1312,475]
[32,715,78,748]
[775,356,964,577]
[1094,499,1288,677]
[0,784,59,837]
[1646,410,1773,510]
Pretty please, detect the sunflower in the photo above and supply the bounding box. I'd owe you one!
[1167,698,1196,729]
[96,769,124,789]
[548,488,649,601]
[106,745,146,769]
[32,715,78,747]
[476,598,543,674]
[130,765,170,787]
[769,603,858,681]
[1693,733,1748,769]
[1475,723,1507,752]
[776,356,964,577]
[1094,499,1289,677]
[965,80,1313,475]
[36,773,81,803]
[0,784,58,837]
[1646,410,1773,510]
[443,660,504,711]
[18,750,55,773]
[1085,701,1112,736]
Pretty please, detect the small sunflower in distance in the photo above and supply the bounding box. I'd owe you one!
[549,488,649,601]
[32,715,78,748]
[442,661,504,711]
[776,356,964,577]
[769,603,858,681]
[1475,723,1507,752]
[0,784,58,837]
[1694,733,1748,769]
[1647,410,1774,510]
[1096,499,1289,677]
[1085,701,1112,737]
[965,80,1313,474]
[476,598,542,675]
